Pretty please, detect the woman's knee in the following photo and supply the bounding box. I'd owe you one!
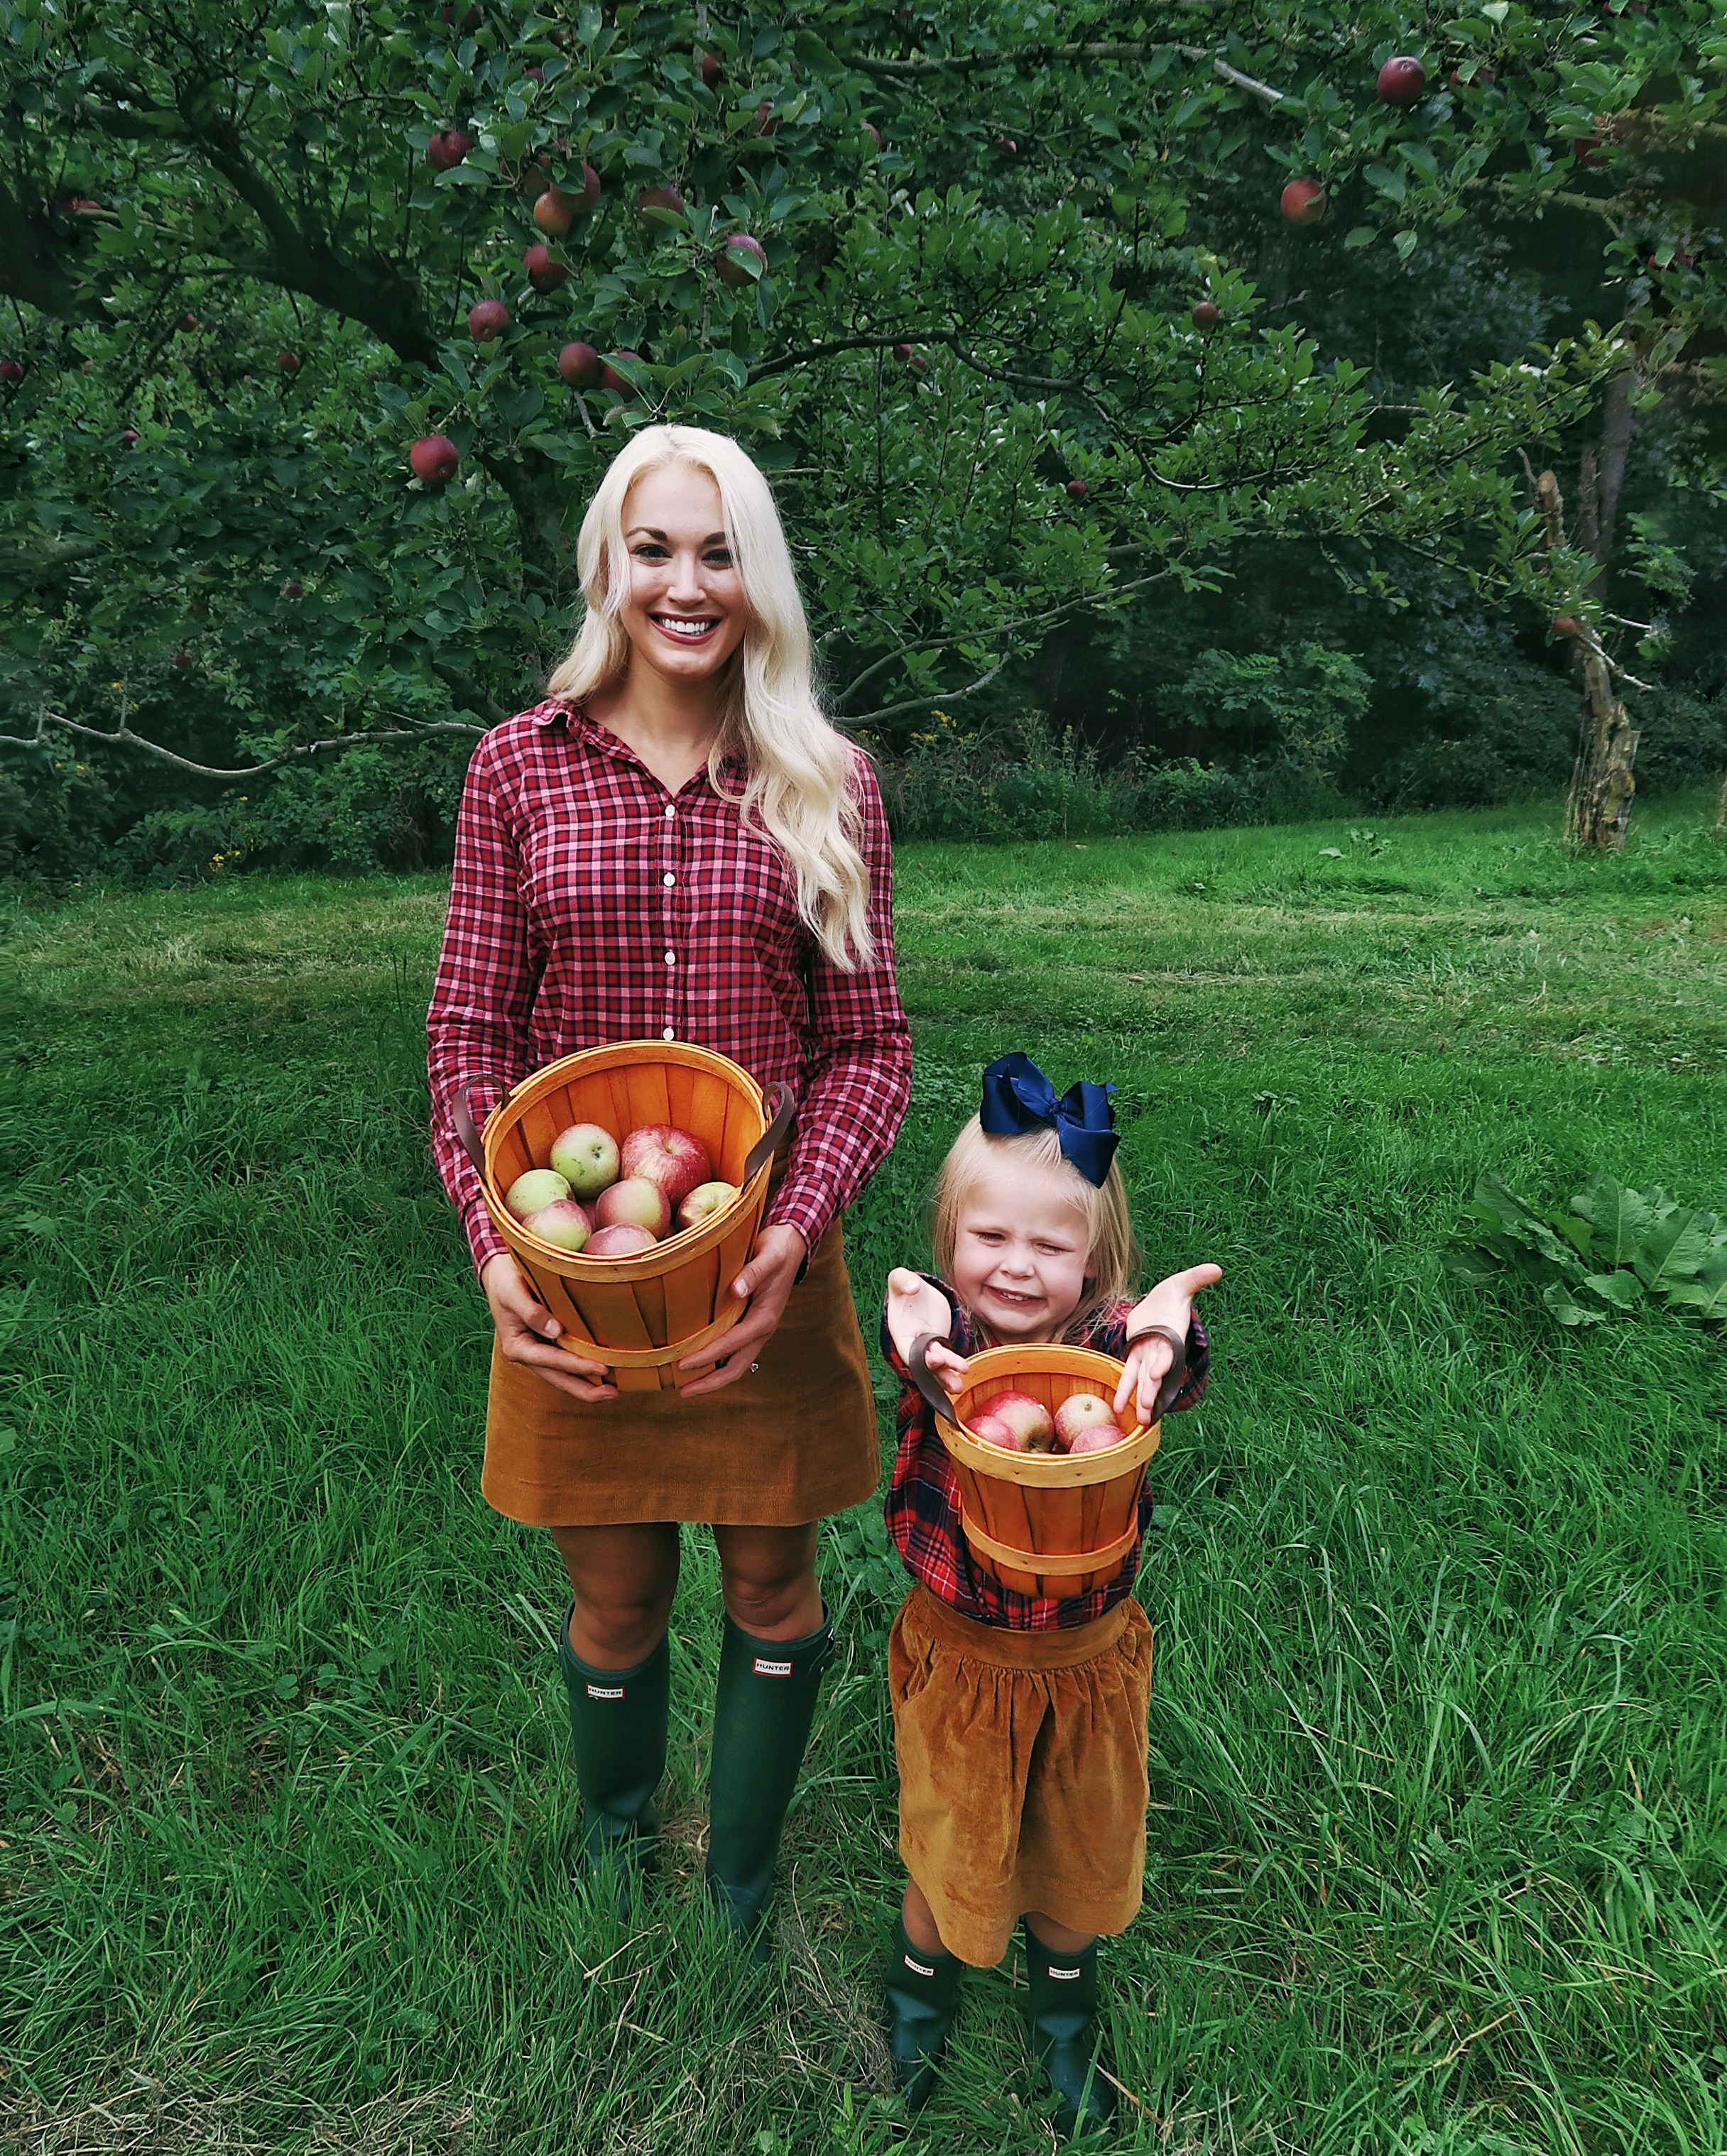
[716,1524,820,1636]
[554,1524,679,1663]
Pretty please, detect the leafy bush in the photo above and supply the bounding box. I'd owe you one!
[1173,642,1371,803]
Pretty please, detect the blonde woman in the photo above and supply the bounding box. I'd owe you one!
[427,426,911,1947]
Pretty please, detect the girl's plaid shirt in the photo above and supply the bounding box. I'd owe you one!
[881,1277,1210,1631]
[427,699,911,1274]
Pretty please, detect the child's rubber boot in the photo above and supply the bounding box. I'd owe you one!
[1023,1930,1118,2141]
[883,1915,962,2111]
[557,1604,669,1921]
[704,1604,834,1955]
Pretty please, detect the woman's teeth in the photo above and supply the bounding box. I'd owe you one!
[655,615,717,639]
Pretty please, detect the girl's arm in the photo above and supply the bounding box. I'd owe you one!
[1113,1263,1222,1426]
[763,757,913,1255]
[883,1269,969,1393]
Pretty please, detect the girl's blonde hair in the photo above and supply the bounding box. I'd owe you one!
[547,424,873,968]
[930,1116,1140,1341]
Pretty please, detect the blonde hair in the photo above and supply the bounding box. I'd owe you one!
[547,425,873,968]
[930,1116,1140,1341]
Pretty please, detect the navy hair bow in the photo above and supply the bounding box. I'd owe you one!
[979,1052,1120,1187]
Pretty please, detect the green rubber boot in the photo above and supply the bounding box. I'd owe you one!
[883,1915,962,2111]
[704,1604,834,1952]
[556,1604,669,1919]
[1023,1929,1118,2141]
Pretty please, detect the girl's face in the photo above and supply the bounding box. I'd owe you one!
[616,462,751,686]
[949,1159,1092,1342]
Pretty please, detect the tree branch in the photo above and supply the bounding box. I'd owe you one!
[2,711,484,779]
[851,40,1286,106]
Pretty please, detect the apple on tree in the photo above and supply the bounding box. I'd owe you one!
[596,1176,672,1240]
[523,243,568,293]
[550,1122,619,1195]
[699,50,724,87]
[276,351,301,372]
[557,341,603,387]
[0,361,23,384]
[408,434,460,484]
[1376,55,1427,107]
[426,128,474,172]
[718,235,768,290]
[468,300,510,342]
[639,183,687,224]
[1192,299,1219,330]
[621,1125,712,1209]
[1280,179,1326,225]
[601,351,643,394]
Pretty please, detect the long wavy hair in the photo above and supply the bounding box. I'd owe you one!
[546,425,873,968]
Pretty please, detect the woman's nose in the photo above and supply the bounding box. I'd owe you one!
[665,549,705,603]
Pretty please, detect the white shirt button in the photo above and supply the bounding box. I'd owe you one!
[663,804,676,819]
[662,1027,675,1041]
[664,951,676,966]
[663,872,675,887]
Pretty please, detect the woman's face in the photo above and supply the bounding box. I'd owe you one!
[949,1159,1092,1342]
[614,461,750,687]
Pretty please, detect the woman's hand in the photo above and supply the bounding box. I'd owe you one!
[482,1252,619,1403]
[886,1267,967,1394]
[1113,1262,1223,1427]
[677,1223,809,1396]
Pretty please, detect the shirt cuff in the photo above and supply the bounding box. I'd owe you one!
[464,1197,508,1280]
[764,1178,834,1256]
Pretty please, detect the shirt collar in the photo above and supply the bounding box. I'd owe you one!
[536,696,748,789]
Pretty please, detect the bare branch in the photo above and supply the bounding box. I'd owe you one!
[851,40,1287,107]
[3,710,484,779]
[848,661,1008,728]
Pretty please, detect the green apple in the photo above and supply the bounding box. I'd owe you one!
[506,1166,570,1222]
[550,1122,620,1197]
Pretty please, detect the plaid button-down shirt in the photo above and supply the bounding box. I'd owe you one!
[427,698,912,1274]
[883,1276,1210,1631]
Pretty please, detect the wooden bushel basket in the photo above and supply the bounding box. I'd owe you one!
[453,1042,795,1394]
[908,1335,1182,1597]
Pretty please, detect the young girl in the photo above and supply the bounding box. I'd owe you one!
[879,1052,1219,2134]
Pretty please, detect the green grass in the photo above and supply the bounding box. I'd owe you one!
[2,794,1725,2155]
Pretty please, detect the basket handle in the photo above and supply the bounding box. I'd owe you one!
[1123,1319,1189,1421]
[742,1080,797,1185]
[907,1330,964,1425]
[452,1084,489,1181]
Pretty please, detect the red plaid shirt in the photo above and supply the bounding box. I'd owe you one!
[883,1276,1210,1631]
[427,698,912,1274]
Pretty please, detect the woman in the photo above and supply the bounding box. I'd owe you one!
[427,426,911,1945]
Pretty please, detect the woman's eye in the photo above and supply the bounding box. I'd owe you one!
[704,549,734,569]
[633,544,669,560]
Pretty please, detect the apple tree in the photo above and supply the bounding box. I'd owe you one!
[1,0,1722,856]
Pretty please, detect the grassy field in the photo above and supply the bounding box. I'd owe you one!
[2,795,1725,2156]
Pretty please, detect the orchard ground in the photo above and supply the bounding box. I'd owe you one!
[3,797,1725,2156]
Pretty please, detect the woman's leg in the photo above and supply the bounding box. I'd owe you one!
[705,1520,832,1944]
[548,1522,681,1910]
[551,1521,681,1664]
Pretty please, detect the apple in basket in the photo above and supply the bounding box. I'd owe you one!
[971,1411,1019,1450]
[526,1198,592,1252]
[594,1176,672,1239]
[585,1222,658,1257]
[621,1124,712,1209]
[550,1122,620,1198]
[978,1391,1055,1452]
[1067,1423,1129,1455]
[506,1166,570,1222]
[676,1179,740,1232]
[1054,1391,1116,1450]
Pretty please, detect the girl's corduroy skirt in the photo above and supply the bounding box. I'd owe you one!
[480,1222,879,1527]
[888,1582,1154,1967]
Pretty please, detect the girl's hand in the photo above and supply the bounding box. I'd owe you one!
[677,1223,808,1396]
[886,1266,967,1394]
[1114,1262,1223,1426]
[482,1251,619,1403]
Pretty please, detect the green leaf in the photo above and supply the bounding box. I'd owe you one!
[1662,1251,1727,1320]
[1344,226,1377,250]
[1570,1176,1655,1267]
[1542,1279,1608,1326]
[1581,1270,1642,1310]
[1633,1208,1713,1291]
[1393,231,1419,262]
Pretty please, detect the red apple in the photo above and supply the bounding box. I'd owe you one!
[280,579,305,600]
[585,1222,657,1257]
[277,351,301,372]
[524,64,543,82]
[1449,66,1496,88]
[861,121,882,151]
[506,1166,571,1221]
[1065,478,1088,500]
[550,1122,619,1196]
[1376,56,1427,107]
[524,243,568,293]
[601,350,643,393]
[526,1197,592,1252]
[595,1176,672,1239]
[534,187,577,235]
[1067,1423,1128,1455]
[468,299,510,342]
[621,1125,712,1210]
[170,652,193,670]
[409,433,460,484]
[427,128,474,172]
[639,183,687,224]
[981,1391,1055,1452]
[568,161,601,214]
[970,1412,1020,1450]
[181,313,198,331]
[1280,178,1327,226]
[755,101,776,136]
[675,1180,741,1232]
[0,361,23,385]
[1192,299,1219,330]
[557,340,603,387]
[1552,615,1583,638]
[700,50,724,87]
[1054,1391,1117,1449]
[993,135,1018,156]
[718,234,768,290]
[120,427,139,446]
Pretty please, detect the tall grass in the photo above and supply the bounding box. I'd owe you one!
[2,796,1723,2153]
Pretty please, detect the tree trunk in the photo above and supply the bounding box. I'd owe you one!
[1564,642,1640,850]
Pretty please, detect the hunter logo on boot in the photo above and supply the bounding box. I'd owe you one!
[1047,1965,1081,1981]
[752,1656,792,1676]
[904,1954,936,1977]
[585,1682,626,1700]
